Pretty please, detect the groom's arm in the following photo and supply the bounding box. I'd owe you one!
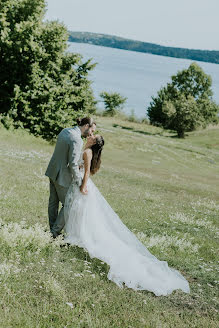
[68,137,83,186]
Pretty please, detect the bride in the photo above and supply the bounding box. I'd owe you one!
[64,135,190,296]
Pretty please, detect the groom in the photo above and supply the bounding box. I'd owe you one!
[45,117,96,238]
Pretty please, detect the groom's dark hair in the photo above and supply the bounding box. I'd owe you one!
[76,117,96,127]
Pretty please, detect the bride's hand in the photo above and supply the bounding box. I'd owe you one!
[80,185,88,195]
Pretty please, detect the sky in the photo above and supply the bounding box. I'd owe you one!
[45,0,219,50]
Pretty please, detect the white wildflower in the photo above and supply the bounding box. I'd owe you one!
[169,212,194,224]
[66,302,74,309]
[46,276,64,297]
[169,212,214,229]
[152,160,160,165]
[137,232,199,253]
[0,261,21,276]
[0,149,49,161]
[0,221,62,251]
[74,273,83,277]
[191,198,219,211]
[207,283,214,288]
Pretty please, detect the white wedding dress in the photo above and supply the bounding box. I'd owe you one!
[64,171,190,296]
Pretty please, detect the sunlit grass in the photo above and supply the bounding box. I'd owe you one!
[0,118,219,327]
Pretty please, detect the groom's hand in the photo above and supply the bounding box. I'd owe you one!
[80,185,88,195]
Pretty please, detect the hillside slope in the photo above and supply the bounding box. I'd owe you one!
[0,117,219,327]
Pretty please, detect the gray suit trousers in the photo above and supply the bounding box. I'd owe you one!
[48,179,69,237]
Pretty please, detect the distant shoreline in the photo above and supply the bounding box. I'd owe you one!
[68,31,219,65]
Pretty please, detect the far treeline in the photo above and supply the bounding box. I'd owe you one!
[68,32,219,65]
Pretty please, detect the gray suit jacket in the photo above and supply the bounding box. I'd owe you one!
[45,126,83,188]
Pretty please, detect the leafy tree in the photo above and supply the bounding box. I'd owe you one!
[162,95,200,138]
[147,84,177,128]
[100,91,127,116]
[148,63,219,137]
[0,0,96,140]
[171,63,213,99]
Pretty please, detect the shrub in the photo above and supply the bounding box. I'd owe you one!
[147,63,219,137]
[100,91,127,116]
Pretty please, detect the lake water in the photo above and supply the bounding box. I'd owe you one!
[68,42,219,118]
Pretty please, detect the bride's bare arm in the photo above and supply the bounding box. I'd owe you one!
[80,149,92,195]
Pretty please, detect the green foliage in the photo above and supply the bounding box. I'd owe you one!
[0,113,15,130]
[162,94,201,138]
[100,91,127,116]
[148,63,219,138]
[171,62,213,98]
[0,0,96,140]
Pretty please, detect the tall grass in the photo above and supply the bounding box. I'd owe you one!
[0,118,218,327]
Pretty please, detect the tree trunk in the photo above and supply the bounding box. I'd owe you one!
[177,129,185,138]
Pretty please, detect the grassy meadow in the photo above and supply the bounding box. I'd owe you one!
[0,116,219,327]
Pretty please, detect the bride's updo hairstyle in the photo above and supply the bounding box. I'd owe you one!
[90,135,104,175]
